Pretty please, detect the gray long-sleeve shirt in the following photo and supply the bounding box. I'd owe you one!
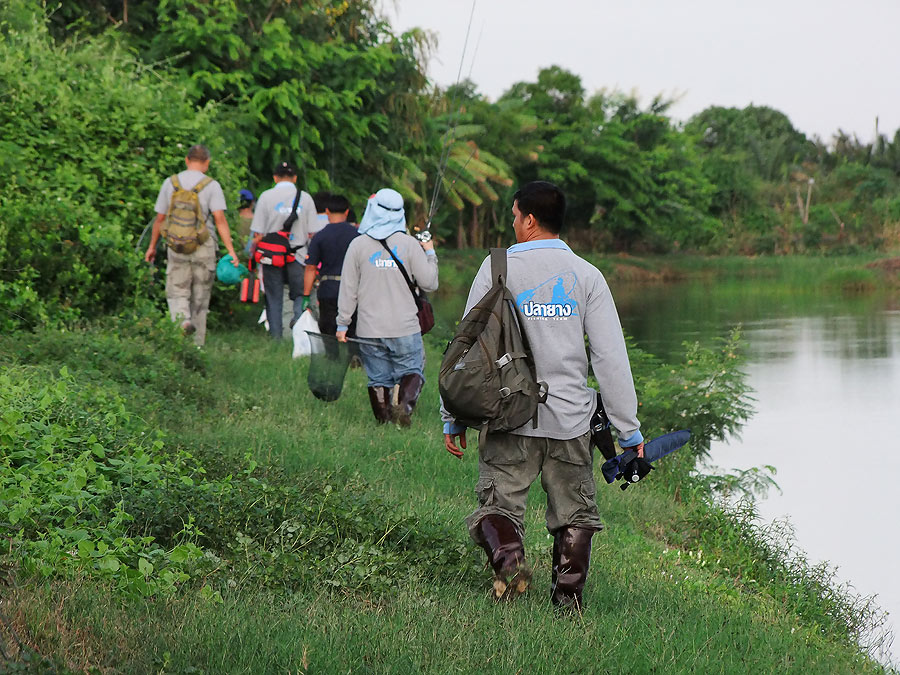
[337,232,439,338]
[443,239,641,442]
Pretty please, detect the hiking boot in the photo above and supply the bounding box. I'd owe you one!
[472,514,532,601]
[550,526,595,613]
[181,320,196,336]
[394,373,424,428]
[367,386,393,424]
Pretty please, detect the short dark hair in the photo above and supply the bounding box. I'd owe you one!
[187,144,211,162]
[273,161,297,177]
[513,181,566,234]
[313,191,332,213]
[327,194,350,214]
[347,208,357,223]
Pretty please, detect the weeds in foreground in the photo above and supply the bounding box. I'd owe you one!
[0,313,893,672]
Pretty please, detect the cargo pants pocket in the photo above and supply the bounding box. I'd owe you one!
[579,478,598,510]
[475,476,496,507]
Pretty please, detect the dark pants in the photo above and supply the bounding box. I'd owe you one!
[317,297,356,338]
[262,261,304,339]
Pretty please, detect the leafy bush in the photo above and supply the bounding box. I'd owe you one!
[0,364,209,596]
[0,13,247,330]
[626,327,754,455]
[0,316,472,599]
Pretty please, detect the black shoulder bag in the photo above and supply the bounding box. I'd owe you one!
[379,238,435,335]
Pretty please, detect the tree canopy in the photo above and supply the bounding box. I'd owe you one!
[2,0,900,328]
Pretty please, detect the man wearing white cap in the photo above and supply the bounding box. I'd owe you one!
[336,188,438,426]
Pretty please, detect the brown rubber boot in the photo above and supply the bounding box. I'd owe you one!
[550,526,595,612]
[472,514,532,601]
[367,386,393,424]
[394,373,424,427]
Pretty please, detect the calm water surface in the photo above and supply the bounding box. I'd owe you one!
[615,280,900,662]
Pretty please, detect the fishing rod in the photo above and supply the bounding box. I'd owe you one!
[417,0,478,244]
[134,216,156,253]
[425,142,479,226]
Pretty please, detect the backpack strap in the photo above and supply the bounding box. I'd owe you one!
[170,174,181,190]
[490,248,507,287]
[192,176,214,194]
[379,237,419,301]
[280,188,304,234]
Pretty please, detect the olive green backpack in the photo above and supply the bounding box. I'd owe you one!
[439,248,547,432]
[161,174,213,254]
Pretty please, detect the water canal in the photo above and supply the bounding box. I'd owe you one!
[615,278,900,663]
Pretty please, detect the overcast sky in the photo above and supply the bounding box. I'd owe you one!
[382,0,900,144]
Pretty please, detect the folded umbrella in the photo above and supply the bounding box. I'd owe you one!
[601,429,692,490]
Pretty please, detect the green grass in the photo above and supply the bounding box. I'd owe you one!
[1,320,893,674]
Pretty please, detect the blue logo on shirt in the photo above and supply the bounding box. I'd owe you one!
[516,272,578,320]
[369,247,403,269]
[274,200,302,216]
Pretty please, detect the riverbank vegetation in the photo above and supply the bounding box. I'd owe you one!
[1,314,894,672]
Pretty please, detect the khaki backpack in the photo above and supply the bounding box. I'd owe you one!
[161,174,213,254]
[439,248,547,432]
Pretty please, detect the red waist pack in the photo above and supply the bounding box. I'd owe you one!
[253,231,295,267]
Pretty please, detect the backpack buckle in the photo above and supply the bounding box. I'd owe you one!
[495,353,512,368]
[499,386,511,398]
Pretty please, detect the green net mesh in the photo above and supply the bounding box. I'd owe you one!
[306,331,355,401]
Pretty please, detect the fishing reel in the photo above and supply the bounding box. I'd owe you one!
[414,229,432,243]
[616,455,653,490]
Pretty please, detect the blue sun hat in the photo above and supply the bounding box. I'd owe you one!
[358,188,407,239]
[216,254,250,285]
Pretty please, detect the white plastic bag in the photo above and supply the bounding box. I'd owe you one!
[292,310,319,358]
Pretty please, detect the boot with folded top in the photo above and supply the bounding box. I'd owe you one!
[472,514,532,601]
[367,386,393,424]
[394,373,424,427]
[550,526,595,613]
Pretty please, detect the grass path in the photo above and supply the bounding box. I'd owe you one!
[2,325,889,673]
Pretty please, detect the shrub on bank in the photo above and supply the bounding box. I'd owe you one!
[0,14,247,330]
[0,317,471,600]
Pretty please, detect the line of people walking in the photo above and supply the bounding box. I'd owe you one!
[147,145,438,427]
[147,145,644,614]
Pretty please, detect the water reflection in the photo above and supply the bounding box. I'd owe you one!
[615,280,900,664]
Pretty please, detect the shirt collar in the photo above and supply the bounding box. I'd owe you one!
[507,239,571,254]
[274,182,296,189]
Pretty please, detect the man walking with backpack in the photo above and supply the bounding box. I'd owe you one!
[441,181,644,611]
[250,162,318,339]
[145,144,238,346]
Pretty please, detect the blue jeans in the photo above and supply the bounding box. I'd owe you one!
[358,333,425,388]
[262,261,304,339]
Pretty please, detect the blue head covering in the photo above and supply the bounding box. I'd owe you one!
[358,188,407,240]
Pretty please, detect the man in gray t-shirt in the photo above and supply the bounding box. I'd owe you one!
[250,161,318,339]
[442,181,643,611]
[145,144,238,346]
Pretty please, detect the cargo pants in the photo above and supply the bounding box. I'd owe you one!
[465,430,603,538]
[165,238,216,346]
